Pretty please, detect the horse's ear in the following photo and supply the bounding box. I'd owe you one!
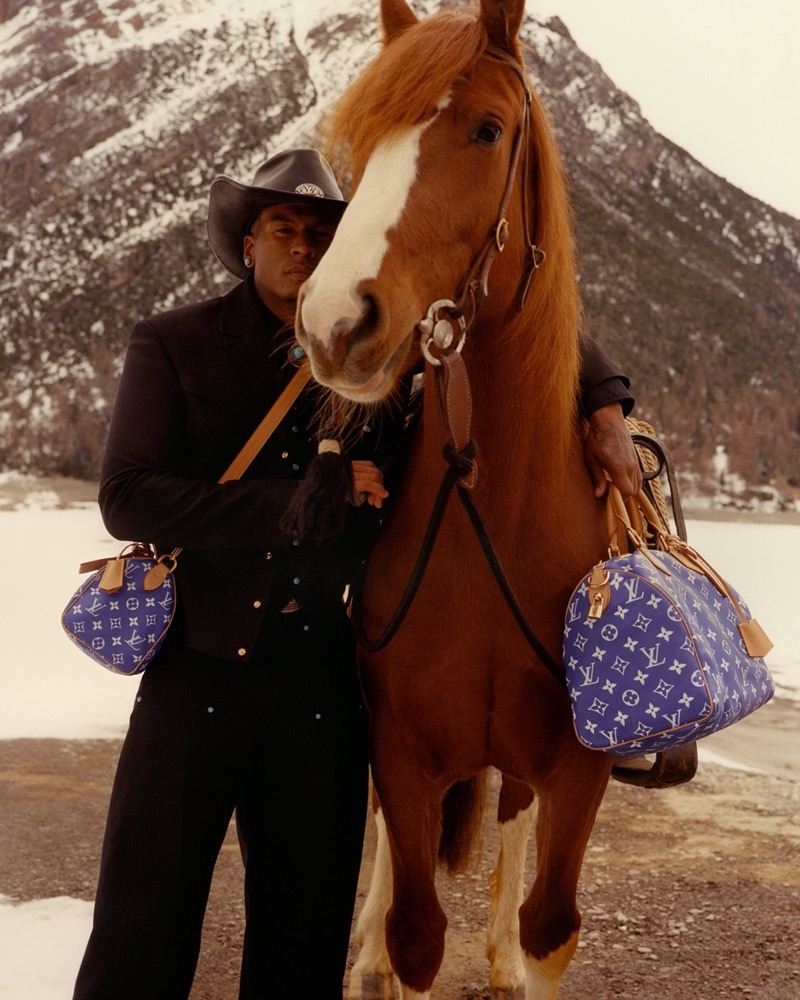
[480,0,525,52]
[381,0,418,42]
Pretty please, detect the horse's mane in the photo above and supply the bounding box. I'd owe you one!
[326,10,487,168]
[324,5,581,442]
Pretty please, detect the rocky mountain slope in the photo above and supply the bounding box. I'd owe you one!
[1,0,799,497]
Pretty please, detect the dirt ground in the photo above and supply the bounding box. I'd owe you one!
[1,698,798,999]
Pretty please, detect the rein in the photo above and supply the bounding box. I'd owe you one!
[354,48,565,686]
[354,351,565,687]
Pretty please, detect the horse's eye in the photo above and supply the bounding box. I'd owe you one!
[474,122,503,146]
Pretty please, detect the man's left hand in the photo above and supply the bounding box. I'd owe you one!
[584,403,642,500]
[351,460,389,509]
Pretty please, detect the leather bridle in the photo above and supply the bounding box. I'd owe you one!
[418,45,545,368]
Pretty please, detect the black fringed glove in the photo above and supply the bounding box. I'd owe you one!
[280,440,356,547]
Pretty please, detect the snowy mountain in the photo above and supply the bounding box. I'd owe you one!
[2,0,799,499]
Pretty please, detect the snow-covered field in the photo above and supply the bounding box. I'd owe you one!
[1,504,798,999]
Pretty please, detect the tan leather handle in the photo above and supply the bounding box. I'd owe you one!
[605,484,647,554]
[605,486,773,658]
[81,365,313,582]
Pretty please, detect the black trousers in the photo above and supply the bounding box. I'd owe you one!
[73,605,368,1000]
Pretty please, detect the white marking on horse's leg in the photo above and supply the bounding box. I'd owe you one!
[523,933,579,1000]
[487,801,535,990]
[346,971,393,1000]
[350,808,394,989]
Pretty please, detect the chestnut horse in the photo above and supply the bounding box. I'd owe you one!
[297,0,614,996]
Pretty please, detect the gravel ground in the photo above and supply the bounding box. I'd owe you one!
[1,700,798,999]
[2,477,798,997]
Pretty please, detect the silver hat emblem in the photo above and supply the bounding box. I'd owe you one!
[295,182,325,197]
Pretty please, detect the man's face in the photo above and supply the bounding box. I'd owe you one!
[243,203,338,323]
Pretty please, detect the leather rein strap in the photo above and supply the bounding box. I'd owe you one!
[354,350,564,686]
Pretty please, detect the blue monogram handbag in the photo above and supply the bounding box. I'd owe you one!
[62,544,178,675]
[563,487,774,756]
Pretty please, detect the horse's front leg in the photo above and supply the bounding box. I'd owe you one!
[374,761,448,999]
[348,804,394,999]
[519,750,610,999]
[487,775,536,992]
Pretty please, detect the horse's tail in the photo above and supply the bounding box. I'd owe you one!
[438,770,489,874]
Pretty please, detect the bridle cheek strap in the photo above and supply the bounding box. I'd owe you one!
[432,46,543,340]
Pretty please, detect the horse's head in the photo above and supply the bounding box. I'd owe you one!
[297,0,578,405]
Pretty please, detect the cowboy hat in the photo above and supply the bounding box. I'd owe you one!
[207,148,347,278]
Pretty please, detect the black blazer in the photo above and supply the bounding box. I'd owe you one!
[99,278,392,662]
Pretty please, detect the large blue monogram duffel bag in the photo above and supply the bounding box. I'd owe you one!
[564,488,774,756]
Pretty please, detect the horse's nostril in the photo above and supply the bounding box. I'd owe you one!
[348,294,378,343]
[325,295,379,347]
[331,316,355,340]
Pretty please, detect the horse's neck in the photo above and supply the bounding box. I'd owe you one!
[434,318,577,466]
[419,343,582,540]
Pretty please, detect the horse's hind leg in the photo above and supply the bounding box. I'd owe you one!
[519,754,610,999]
[487,775,535,992]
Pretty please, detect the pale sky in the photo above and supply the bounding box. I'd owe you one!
[298,0,799,221]
[531,0,800,220]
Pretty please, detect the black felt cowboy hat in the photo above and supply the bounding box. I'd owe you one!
[207,149,347,278]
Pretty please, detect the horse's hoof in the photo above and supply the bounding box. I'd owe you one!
[347,971,395,1000]
[490,987,525,999]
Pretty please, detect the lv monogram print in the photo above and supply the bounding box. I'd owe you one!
[62,558,175,675]
[563,551,774,755]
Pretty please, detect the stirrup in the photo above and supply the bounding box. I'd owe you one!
[610,743,698,788]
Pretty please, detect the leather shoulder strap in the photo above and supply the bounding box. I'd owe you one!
[142,361,312,588]
[218,361,311,483]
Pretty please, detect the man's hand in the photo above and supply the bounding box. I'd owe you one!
[584,403,642,500]
[351,460,389,509]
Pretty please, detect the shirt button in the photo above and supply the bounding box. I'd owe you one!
[265,552,272,560]
[281,451,289,459]
[238,648,247,657]
[253,600,262,609]
[292,463,300,471]
[293,577,301,585]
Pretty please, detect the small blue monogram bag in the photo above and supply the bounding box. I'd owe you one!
[62,544,177,675]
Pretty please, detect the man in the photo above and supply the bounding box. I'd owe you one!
[73,148,638,1000]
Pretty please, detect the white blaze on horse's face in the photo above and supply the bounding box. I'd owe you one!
[301,131,423,335]
[297,103,447,402]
